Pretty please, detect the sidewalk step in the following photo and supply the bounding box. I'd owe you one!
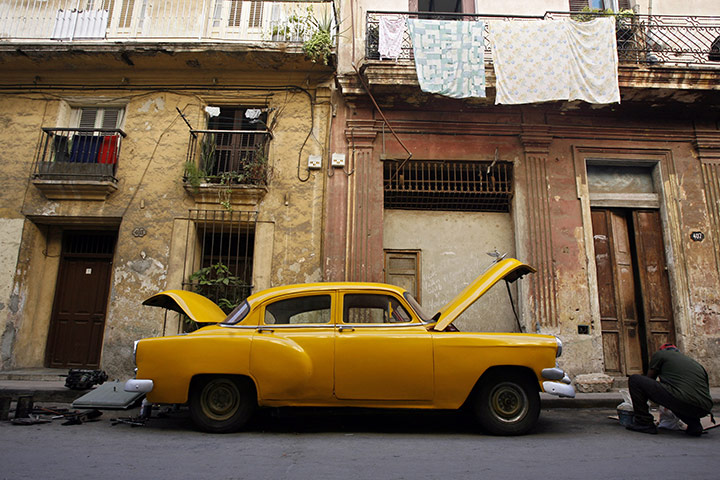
[0,368,66,382]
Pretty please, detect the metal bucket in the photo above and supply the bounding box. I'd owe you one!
[617,409,635,427]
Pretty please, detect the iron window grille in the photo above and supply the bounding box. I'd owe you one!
[182,209,258,313]
[383,160,513,212]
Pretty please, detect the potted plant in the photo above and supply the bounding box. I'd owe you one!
[271,24,290,42]
[302,11,334,65]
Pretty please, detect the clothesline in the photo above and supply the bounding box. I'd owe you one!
[378,17,620,105]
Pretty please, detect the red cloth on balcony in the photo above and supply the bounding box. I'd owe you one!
[97,135,118,164]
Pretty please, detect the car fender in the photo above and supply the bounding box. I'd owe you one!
[138,331,252,404]
[249,334,314,400]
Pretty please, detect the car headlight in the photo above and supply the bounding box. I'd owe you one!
[555,337,563,358]
[133,340,140,363]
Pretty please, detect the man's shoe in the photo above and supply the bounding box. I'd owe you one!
[626,422,658,434]
[685,420,703,437]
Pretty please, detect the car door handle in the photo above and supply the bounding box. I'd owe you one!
[257,327,274,334]
[337,325,355,333]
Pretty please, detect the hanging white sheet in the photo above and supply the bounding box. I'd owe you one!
[488,18,619,105]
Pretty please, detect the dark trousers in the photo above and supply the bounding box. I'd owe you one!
[628,374,708,429]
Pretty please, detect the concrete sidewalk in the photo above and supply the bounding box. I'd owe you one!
[2,377,720,409]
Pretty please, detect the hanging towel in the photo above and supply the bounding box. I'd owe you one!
[379,15,406,60]
[407,19,486,99]
[488,18,619,105]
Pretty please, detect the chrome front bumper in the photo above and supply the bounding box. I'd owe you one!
[541,367,576,398]
[124,378,154,393]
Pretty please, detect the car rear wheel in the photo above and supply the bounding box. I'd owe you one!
[472,373,540,436]
[190,376,256,433]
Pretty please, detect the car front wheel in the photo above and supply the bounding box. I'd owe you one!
[472,373,540,436]
[190,376,256,433]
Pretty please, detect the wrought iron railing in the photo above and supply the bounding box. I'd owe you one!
[33,127,126,181]
[0,0,334,43]
[184,129,271,186]
[366,11,720,67]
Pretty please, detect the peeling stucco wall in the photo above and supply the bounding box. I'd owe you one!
[0,82,332,378]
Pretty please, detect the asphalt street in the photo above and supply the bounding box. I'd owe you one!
[1,405,719,480]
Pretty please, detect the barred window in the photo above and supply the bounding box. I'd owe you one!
[383,160,513,212]
[183,209,257,314]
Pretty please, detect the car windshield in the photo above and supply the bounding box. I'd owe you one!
[404,292,432,322]
[221,301,250,325]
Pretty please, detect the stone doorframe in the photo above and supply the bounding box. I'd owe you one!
[571,146,691,352]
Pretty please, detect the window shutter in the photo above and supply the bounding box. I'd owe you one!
[119,0,135,28]
[248,1,263,28]
[79,108,99,129]
[569,0,588,11]
[229,0,242,27]
[569,0,631,11]
[101,108,121,129]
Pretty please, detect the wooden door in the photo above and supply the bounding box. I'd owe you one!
[633,210,676,353]
[45,256,113,368]
[592,209,644,375]
[592,208,675,375]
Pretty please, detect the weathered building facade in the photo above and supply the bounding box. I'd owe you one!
[328,0,720,382]
[0,0,335,377]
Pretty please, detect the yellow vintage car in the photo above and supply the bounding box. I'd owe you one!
[125,257,574,435]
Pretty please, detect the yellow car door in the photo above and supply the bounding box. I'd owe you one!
[249,293,336,403]
[334,292,434,402]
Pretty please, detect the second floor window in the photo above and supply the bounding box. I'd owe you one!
[74,107,124,131]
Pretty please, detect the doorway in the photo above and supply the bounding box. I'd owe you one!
[45,231,116,368]
[591,208,675,376]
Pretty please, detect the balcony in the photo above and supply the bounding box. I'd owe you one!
[183,129,271,207]
[0,0,334,44]
[366,11,720,67]
[32,128,126,200]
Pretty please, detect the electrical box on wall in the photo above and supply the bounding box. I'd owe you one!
[331,153,346,167]
[308,155,322,169]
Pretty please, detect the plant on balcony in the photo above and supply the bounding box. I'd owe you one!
[184,133,216,193]
[215,144,270,211]
[303,10,334,65]
[271,24,291,41]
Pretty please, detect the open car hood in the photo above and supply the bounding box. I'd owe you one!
[142,290,227,325]
[432,258,536,331]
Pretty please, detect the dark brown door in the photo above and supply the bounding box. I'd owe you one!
[45,234,115,368]
[592,209,675,375]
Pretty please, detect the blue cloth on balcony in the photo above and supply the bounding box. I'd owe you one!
[488,18,620,105]
[407,19,486,99]
[69,135,101,163]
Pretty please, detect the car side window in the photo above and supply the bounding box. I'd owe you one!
[343,294,412,324]
[264,295,331,325]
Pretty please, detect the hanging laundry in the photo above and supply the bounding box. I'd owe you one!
[488,18,619,105]
[407,19,486,99]
[565,17,620,104]
[378,15,406,61]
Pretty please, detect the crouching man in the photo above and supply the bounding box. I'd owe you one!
[627,343,713,436]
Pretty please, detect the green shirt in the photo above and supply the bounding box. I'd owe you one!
[650,349,713,412]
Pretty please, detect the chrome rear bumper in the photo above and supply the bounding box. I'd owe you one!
[124,378,154,393]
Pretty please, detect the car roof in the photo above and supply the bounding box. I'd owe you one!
[246,282,408,306]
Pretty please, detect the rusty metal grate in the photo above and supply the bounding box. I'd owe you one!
[182,209,258,313]
[383,160,513,212]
